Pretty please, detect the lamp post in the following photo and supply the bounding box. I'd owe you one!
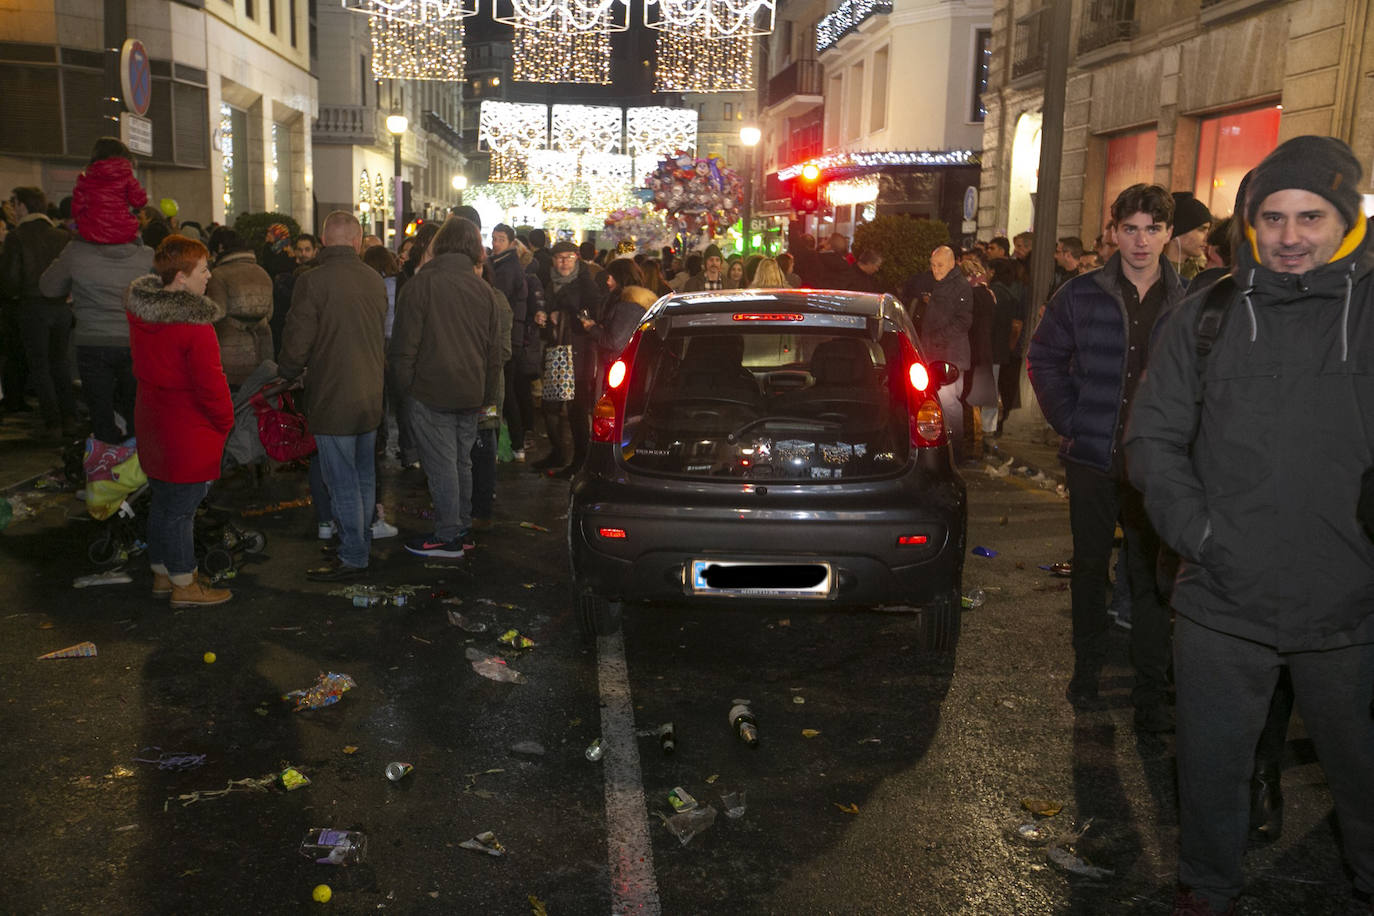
[385,112,408,250]
[452,173,467,207]
[739,125,761,256]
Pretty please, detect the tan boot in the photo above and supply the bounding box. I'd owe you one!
[152,573,172,599]
[170,572,232,609]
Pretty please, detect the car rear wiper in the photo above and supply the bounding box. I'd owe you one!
[726,416,843,443]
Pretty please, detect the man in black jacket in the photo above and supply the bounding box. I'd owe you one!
[1126,136,1374,916]
[1,186,76,437]
[489,224,530,460]
[922,246,973,463]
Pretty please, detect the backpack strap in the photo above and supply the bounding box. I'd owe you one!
[1195,274,1237,359]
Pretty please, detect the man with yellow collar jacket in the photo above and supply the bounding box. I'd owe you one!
[1126,135,1374,916]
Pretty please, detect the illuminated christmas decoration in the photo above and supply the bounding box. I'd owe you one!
[512,26,611,83]
[528,149,580,208]
[479,100,550,182]
[644,0,775,38]
[776,149,980,181]
[359,169,372,208]
[370,15,466,80]
[654,31,755,92]
[492,0,629,32]
[343,0,476,24]
[625,106,697,159]
[551,104,623,154]
[824,176,878,206]
[816,0,891,53]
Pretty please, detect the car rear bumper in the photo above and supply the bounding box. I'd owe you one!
[569,452,966,608]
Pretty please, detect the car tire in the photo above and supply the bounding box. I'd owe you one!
[576,593,623,639]
[918,588,962,653]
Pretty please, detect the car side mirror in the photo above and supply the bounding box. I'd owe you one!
[930,361,959,389]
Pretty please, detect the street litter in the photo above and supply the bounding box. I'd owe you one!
[834,802,859,815]
[518,521,550,532]
[115,824,138,832]
[1015,822,1053,844]
[331,583,423,607]
[801,729,821,738]
[446,609,488,633]
[463,768,504,792]
[279,767,310,791]
[961,588,986,609]
[792,696,805,704]
[73,569,132,588]
[659,722,676,754]
[459,831,506,857]
[659,805,717,846]
[477,598,524,610]
[466,647,526,683]
[1039,561,1072,577]
[38,641,98,659]
[859,737,882,745]
[529,895,549,916]
[509,741,545,757]
[312,885,332,903]
[1047,844,1113,879]
[668,787,698,813]
[342,746,358,755]
[585,739,603,761]
[411,634,431,644]
[240,497,311,517]
[283,672,357,711]
[108,765,134,779]
[133,749,207,771]
[1021,798,1063,818]
[165,773,279,810]
[385,761,414,781]
[705,774,719,784]
[300,827,367,865]
[729,701,759,747]
[986,457,1014,478]
[972,546,998,558]
[497,629,536,651]
[721,791,747,820]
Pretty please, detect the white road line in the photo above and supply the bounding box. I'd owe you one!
[597,629,662,916]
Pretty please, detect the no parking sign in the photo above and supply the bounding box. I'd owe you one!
[120,39,151,116]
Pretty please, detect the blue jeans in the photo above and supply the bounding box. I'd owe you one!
[147,479,210,576]
[314,431,376,568]
[471,426,498,519]
[407,398,478,542]
[76,345,136,444]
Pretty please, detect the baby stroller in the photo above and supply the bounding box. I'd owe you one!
[83,437,266,580]
[224,360,315,473]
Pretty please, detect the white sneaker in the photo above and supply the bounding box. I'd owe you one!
[371,518,399,539]
[512,449,526,463]
[317,521,336,540]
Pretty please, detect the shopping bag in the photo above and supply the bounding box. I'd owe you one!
[541,344,576,403]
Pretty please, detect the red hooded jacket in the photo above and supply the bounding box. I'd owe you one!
[126,275,234,483]
[73,157,148,245]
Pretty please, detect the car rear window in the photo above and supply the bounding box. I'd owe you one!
[619,324,912,479]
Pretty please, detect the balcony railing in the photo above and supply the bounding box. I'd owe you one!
[816,0,892,54]
[1078,0,1137,55]
[423,110,463,152]
[1011,6,1048,81]
[766,59,823,109]
[314,105,386,147]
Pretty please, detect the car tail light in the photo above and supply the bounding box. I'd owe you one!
[591,330,644,444]
[732,313,805,322]
[598,527,627,539]
[899,333,946,448]
[897,534,929,546]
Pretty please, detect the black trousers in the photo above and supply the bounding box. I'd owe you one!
[1064,460,1172,706]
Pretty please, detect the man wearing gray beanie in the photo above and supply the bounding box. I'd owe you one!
[1125,134,1374,914]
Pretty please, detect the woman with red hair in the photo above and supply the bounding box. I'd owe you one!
[126,235,235,607]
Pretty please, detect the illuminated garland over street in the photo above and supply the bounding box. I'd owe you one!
[644,0,775,38]
[492,0,629,31]
[480,100,550,183]
[654,30,754,92]
[370,15,466,80]
[512,26,611,83]
[776,149,980,181]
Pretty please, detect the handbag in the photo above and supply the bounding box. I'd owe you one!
[542,344,576,403]
[250,390,317,461]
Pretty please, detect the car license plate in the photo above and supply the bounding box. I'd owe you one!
[688,560,834,598]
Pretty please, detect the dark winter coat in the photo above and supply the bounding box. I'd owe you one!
[206,249,275,386]
[278,246,387,435]
[544,262,604,402]
[72,157,148,245]
[586,285,655,395]
[1027,254,1185,472]
[1125,219,1374,652]
[489,248,528,358]
[125,276,234,483]
[921,270,974,369]
[40,238,155,347]
[963,283,997,407]
[518,257,546,378]
[1,214,69,305]
[389,251,504,412]
[813,251,854,290]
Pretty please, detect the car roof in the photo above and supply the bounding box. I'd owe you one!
[655,288,893,319]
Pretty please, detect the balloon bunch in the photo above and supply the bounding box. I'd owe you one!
[642,151,743,239]
[602,207,676,252]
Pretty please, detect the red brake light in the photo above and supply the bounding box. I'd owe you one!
[732,313,805,322]
[591,329,643,443]
[607,359,627,389]
[598,527,627,539]
[897,535,929,546]
[899,332,946,448]
[908,362,929,392]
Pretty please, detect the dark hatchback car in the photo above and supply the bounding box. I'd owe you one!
[568,289,967,650]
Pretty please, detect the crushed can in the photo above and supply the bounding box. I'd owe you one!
[384,761,413,782]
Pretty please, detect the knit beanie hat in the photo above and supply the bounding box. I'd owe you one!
[1170,193,1212,238]
[702,244,723,262]
[1245,135,1364,230]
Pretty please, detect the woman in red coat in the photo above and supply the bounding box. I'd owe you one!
[126,235,235,608]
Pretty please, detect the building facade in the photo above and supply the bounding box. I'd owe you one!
[978,0,1374,246]
[0,0,316,228]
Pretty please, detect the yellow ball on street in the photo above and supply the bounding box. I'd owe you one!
[312,884,332,903]
[203,652,216,664]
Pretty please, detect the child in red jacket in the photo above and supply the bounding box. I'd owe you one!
[72,137,148,245]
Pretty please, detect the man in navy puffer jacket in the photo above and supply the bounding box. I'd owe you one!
[1028,184,1185,728]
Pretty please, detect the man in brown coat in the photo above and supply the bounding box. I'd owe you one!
[278,211,387,580]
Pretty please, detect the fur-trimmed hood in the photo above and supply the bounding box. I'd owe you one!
[126,274,222,325]
[620,285,658,310]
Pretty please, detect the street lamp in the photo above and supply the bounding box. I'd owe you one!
[739,125,761,255]
[386,113,408,250]
[452,173,467,207]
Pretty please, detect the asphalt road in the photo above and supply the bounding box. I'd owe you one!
[0,455,1360,915]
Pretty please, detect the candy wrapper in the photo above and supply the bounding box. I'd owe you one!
[284,672,356,711]
[497,629,535,651]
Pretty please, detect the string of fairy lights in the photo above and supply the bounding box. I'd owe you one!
[346,0,769,88]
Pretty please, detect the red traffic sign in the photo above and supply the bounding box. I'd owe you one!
[120,39,151,117]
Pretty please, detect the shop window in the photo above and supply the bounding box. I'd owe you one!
[1101,127,1157,220]
[971,28,990,122]
[1193,105,1281,217]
